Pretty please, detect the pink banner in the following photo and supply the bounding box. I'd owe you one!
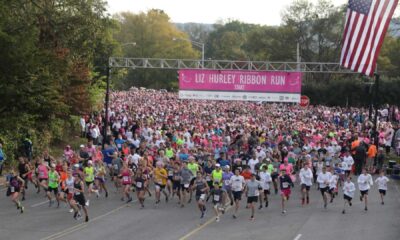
[179,70,301,93]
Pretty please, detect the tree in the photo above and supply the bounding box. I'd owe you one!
[113,10,199,89]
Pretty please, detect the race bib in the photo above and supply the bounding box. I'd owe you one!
[224,180,230,186]
[10,187,15,193]
[117,144,122,149]
[282,182,289,188]
[39,172,45,178]
[206,176,211,181]
[168,171,173,176]
[184,183,189,188]
[213,195,220,201]
[114,164,118,170]
[75,192,80,195]
[136,182,142,188]
[242,160,247,165]
[200,194,206,201]
[123,176,129,182]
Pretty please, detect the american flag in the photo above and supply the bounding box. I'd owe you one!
[340,0,399,76]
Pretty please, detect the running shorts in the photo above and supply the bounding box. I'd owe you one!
[281,189,291,198]
[379,189,386,195]
[301,184,311,191]
[247,196,258,203]
[233,191,242,201]
[360,190,368,196]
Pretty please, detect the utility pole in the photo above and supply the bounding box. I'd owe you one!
[102,65,111,149]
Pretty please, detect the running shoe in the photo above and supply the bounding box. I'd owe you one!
[342,210,345,214]
[265,201,269,208]
[105,191,108,198]
[20,206,24,213]
[364,207,368,211]
[86,200,90,207]
[258,205,263,210]
[200,211,205,219]
[216,217,220,222]
[282,210,287,214]
[126,197,133,203]
[85,216,89,222]
[232,214,237,219]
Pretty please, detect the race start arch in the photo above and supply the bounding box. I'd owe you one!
[109,57,356,103]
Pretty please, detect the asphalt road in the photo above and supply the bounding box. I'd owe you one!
[0,177,399,240]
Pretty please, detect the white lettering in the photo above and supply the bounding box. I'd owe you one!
[271,76,285,85]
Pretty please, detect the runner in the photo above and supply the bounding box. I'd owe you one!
[245,174,262,221]
[258,165,272,209]
[342,176,355,214]
[342,151,354,177]
[111,152,123,192]
[83,160,98,206]
[153,161,168,205]
[375,170,389,205]
[36,159,49,194]
[134,168,147,209]
[94,160,108,198]
[210,182,223,222]
[193,172,209,219]
[222,165,234,208]
[357,168,373,211]
[187,156,200,203]
[62,169,75,213]
[6,169,25,213]
[172,162,182,201]
[47,164,60,207]
[279,168,293,214]
[328,167,339,203]
[299,162,313,205]
[179,162,193,208]
[120,162,133,203]
[317,166,331,209]
[230,168,245,219]
[71,174,89,222]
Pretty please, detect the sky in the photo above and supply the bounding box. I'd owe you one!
[106,0,349,26]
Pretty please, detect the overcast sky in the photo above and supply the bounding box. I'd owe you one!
[106,0,350,25]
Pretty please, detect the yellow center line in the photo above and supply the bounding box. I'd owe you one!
[179,205,232,240]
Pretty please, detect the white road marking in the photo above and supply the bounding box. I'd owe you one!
[31,200,49,208]
[294,234,302,240]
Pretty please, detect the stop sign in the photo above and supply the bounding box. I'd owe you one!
[300,95,310,107]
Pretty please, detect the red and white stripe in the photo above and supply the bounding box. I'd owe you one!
[340,0,399,76]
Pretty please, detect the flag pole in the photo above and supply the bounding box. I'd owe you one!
[373,72,379,147]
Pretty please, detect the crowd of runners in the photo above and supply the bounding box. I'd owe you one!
[3,88,400,223]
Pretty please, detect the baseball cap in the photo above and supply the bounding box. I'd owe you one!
[80,144,85,148]
[88,160,93,165]
[224,165,230,169]
[256,146,261,150]
[215,163,221,167]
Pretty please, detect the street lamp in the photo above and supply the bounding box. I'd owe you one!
[173,37,205,67]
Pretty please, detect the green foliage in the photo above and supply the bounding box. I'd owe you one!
[112,10,202,89]
[0,0,118,165]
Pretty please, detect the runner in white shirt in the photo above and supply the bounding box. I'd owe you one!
[342,151,354,177]
[317,166,331,209]
[299,163,313,206]
[357,168,373,211]
[328,168,339,203]
[229,168,246,219]
[375,170,389,205]
[248,154,259,174]
[342,176,355,214]
[258,165,272,209]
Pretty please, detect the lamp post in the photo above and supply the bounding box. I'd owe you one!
[102,42,137,149]
[173,37,205,67]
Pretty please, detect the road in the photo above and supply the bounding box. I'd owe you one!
[0,177,399,240]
